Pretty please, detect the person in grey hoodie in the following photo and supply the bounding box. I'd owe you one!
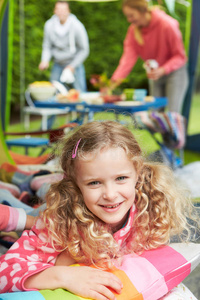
[39,1,89,92]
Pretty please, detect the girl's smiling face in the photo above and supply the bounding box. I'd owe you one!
[75,147,138,232]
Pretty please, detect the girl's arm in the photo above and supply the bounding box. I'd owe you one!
[0,219,122,298]
[25,250,123,300]
[0,219,59,293]
[25,265,123,300]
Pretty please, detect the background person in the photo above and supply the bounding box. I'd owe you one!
[0,121,198,298]
[38,0,89,92]
[111,0,188,113]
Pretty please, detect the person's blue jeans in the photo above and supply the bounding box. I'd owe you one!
[48,63,87,128]
[50,63,87,92]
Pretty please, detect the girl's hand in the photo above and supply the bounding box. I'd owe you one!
[25,265,123,300]
[60,266,123,300]
[146,67,165,80]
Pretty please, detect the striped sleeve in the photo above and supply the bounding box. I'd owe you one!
[0,204,27,232]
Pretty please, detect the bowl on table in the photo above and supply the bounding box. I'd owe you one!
[29,81,57,101]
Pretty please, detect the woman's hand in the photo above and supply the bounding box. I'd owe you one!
[25,265,123,300]
[38,61,49,70]
[66,65,75,73]
[110,79,124,90]
[146,67,165,80]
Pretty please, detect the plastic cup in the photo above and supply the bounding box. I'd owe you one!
[133,89,147,101]
[123,89,135,101]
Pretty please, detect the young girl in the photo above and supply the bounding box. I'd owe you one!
[0,121,198,299]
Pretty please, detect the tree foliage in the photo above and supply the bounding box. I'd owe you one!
[11,0,188,103]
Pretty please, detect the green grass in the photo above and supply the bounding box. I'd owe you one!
[182,93,200,165]
[7,93,200,164]
[187,93,200,135]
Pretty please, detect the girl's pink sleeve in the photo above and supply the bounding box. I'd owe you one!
[0,204,27,232]
[112,26,138,81]
[0,218,59,293]
[162,22,187,74]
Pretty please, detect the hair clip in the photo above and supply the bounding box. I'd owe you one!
[72,138,81,158]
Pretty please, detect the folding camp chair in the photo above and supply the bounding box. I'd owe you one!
[133,111,186,169]
[4,123,78,156]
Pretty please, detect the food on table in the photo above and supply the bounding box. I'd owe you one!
[30,81,53,87]
[29,81,56,100]
[84,97,104,105]
[102,94,125,103]
[144,96,155,102]
[56,89,80,103]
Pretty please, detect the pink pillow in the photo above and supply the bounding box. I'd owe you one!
[1,243,200,299]
[30,173,64,191]
[0,181,20,198]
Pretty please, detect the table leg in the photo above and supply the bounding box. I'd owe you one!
[24,113,30,130]
[42,116,48,131]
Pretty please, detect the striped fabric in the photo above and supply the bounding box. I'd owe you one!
[0,205,26,232]
[134,111,186,149]
[1,243,200,300]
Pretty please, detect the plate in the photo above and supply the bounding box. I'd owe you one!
[80,92,100,101]
[114,101,144,106]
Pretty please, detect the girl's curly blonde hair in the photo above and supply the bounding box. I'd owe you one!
[42,121,198,267]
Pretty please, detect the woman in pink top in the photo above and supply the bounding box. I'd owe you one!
[0,121,198,298]
[111,0,188,113]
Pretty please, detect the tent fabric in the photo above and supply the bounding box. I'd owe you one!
[0,122,15,166]
[0,0,15,166]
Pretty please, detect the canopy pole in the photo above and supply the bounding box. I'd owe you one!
[19,0,25,124]
[182,0,200,151]
[6,0,14,129]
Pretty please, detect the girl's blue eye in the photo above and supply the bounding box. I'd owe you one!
[88,181,100,186]
[117,176,127,181]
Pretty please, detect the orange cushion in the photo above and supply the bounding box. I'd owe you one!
[9,151,49,165]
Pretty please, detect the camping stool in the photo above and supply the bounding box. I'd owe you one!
[6,137,49,155]
[4,122,78,156]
